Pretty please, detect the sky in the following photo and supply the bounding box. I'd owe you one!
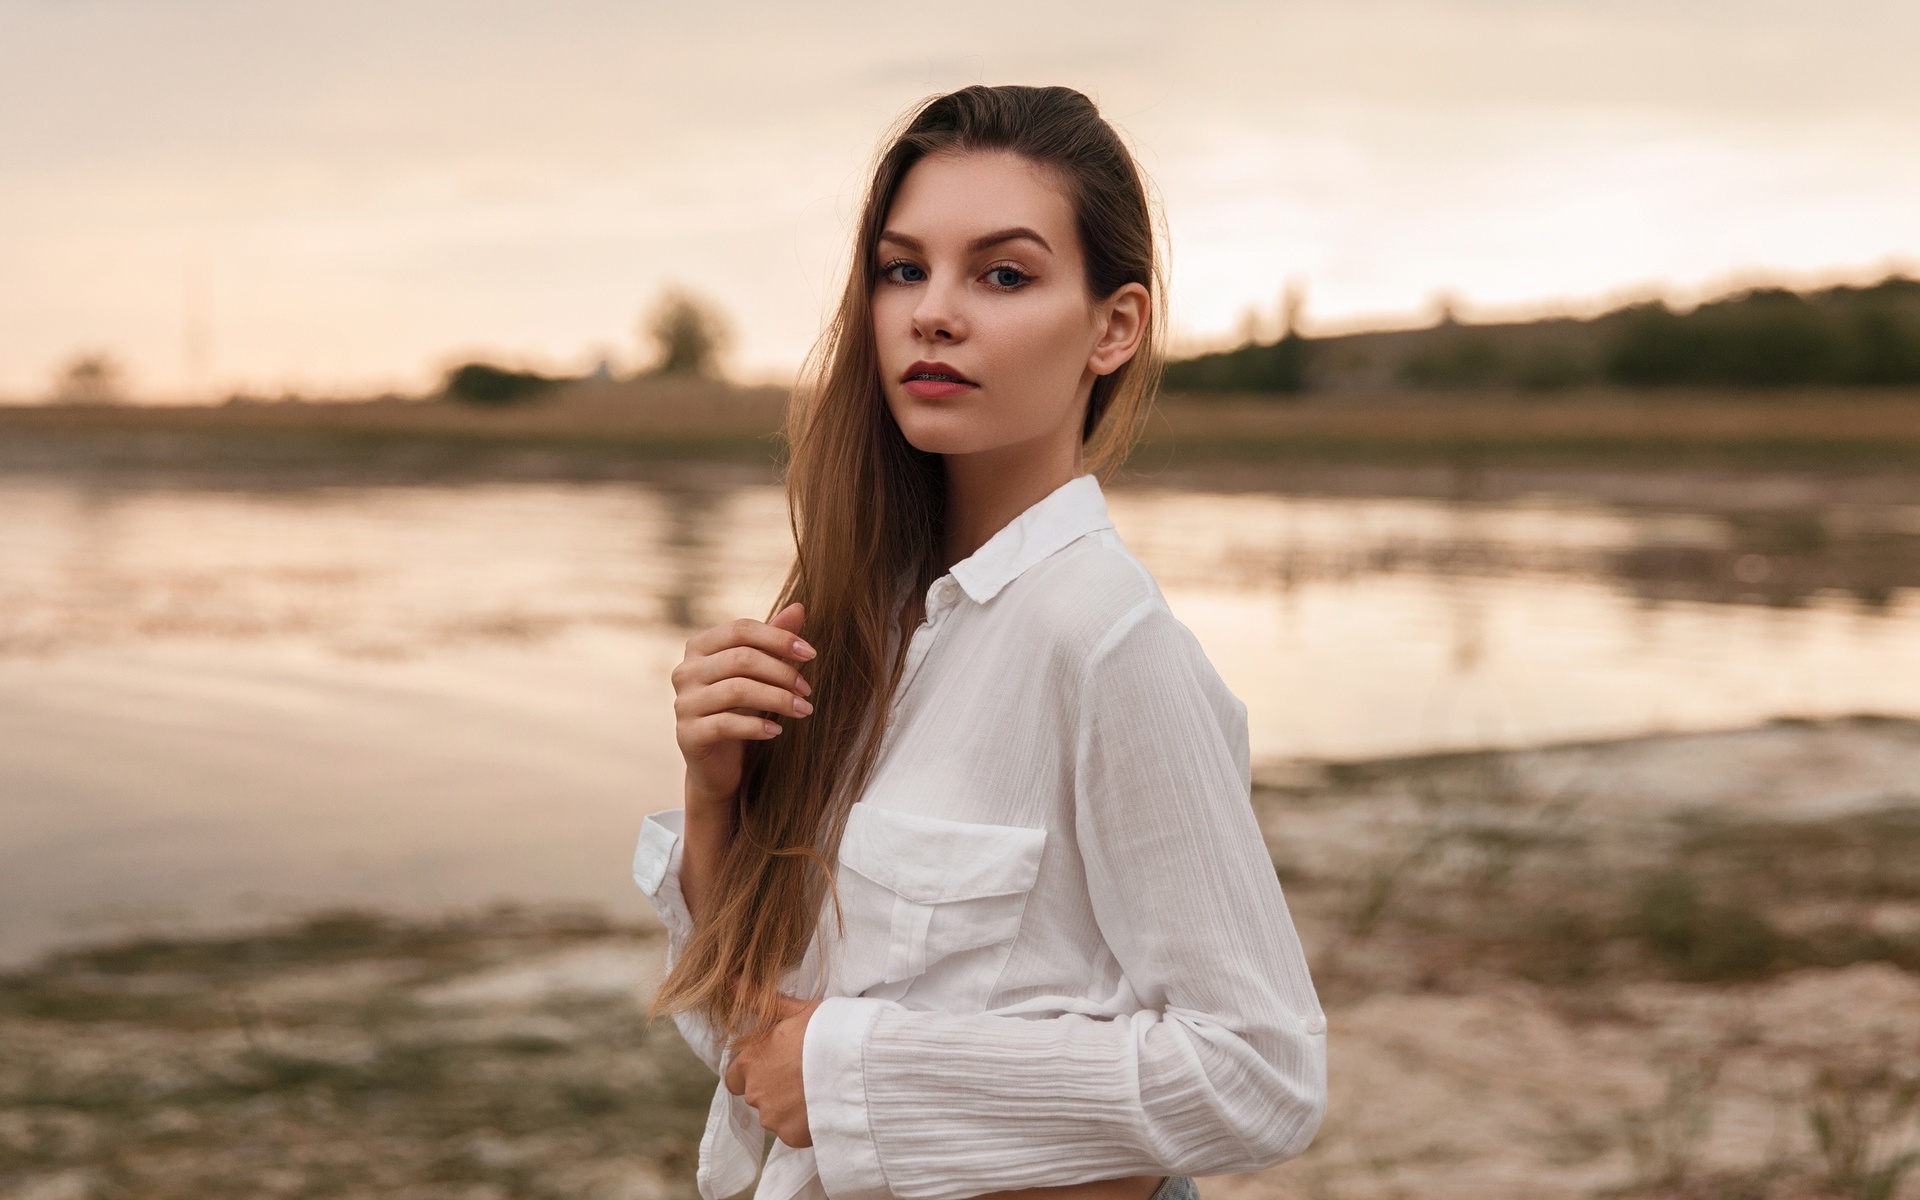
[4,0,1919,400]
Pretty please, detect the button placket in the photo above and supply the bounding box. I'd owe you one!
[886,575,959,732]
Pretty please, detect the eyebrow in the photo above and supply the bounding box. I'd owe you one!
[877,226,1054,254]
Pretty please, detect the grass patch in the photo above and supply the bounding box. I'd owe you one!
[1628,874,1785,983]
[0,910,712,1199]
[1260,727,1920,997]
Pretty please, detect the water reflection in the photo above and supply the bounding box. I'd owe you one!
[3,474,1918,962]
[1612,507,1920,610]
[653,484,726,630]
[1107,489,1920,616]
[3,478,1918,706]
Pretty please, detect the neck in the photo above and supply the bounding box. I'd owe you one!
[940,434,1082,570]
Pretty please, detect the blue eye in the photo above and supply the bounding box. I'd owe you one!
[882,260,927,284]
[987,266,1029,289]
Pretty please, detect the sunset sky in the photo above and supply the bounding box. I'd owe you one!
[4,0,1918,400]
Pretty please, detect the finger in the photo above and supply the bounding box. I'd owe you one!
[768,602,806,636]
[682,712,785,750]
[678,646,811,698]
[677,678,813,721]
[724,1058,746,1096]
[686,616,815,664]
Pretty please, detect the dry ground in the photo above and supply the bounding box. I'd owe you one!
[5,386,1920,486]
[0,379,788,443]
[0,380,788,486]
[0,911,709,1200]
[1148,390,1920,467]
[1236,716,1920,1200]
[5,718,1919,1200]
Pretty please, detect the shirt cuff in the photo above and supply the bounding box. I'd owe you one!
[632,808,694,944]
[802,995,892,1200]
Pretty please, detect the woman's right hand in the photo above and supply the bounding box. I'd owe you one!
[672,601,815,812]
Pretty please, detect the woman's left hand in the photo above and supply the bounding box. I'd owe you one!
[725,995,822,1147]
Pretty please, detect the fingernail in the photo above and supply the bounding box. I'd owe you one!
[792,640,816,661]
[794,676,812,697]
[793,698,813,716]
[763,720,782,736]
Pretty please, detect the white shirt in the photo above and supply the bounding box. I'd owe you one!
[633,474,1326,1200]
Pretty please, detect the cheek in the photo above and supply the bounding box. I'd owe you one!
[870,289,912,354]
[983,297,1093,387]
[868,292,895,375]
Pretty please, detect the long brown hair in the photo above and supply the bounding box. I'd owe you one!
[652,84,1165,1040]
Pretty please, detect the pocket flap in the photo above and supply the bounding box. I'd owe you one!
[839,805,1047,903]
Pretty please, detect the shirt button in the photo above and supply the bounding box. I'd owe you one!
[1302,1013,1326,1035]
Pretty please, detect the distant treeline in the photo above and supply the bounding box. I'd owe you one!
[442,289,730,405]
[444,363,562,405]
[1165,276,1920,394]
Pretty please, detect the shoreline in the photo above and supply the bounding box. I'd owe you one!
[6,386,1920,489]
[6,715,1918,1199]
[8,428,1920,515]
[8,713,1913,971]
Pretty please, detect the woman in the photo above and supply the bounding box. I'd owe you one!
[633,85,1326,1200]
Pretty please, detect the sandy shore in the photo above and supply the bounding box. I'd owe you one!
[1239,715,1920,1200]
[6,718,1918,1200]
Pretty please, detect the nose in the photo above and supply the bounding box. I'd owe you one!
[909,278,965,344]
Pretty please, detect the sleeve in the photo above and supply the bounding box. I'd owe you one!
[801,601,1328,1200]
[631,808,727,1075]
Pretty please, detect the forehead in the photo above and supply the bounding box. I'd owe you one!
[884,150,1076,246]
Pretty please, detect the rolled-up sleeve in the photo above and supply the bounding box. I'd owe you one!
[632,809,726,1074]
[802,600,1327,1200]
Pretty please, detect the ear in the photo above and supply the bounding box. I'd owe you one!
[1087,282,1150,377]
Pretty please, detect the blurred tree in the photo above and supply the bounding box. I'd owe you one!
[1602,284,1920,387]
[1710,289,1845,385]
[1515,346,1590,392]
[443,362,558,405]
[54,353,125,404]
[1843,278,1920,384]
[1164,272,1920,394]
[645,288,731,377]
[1162,332,1313,395]
[1605,303,1698,385]
[1400,333,1503,388]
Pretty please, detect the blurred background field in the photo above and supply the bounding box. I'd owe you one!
[6,2,1920,1199]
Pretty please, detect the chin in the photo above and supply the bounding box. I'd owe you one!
[888,401,990,457]
[896,422,988,457]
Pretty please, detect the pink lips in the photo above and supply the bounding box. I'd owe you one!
[904,378,975,399]
[902,360,977,400]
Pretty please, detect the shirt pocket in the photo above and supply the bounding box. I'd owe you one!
[827,804,1047,1005]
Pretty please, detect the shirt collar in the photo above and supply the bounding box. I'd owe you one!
[948,474,1114,605]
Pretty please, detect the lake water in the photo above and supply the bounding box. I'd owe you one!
[4,473,1919,964]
